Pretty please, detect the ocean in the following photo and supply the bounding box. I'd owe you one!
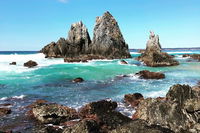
[0,48,200,131]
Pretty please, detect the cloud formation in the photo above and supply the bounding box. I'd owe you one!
[58,0,68,3]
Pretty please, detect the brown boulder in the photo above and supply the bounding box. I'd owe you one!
[124,93,144,108]
[136,70,165,79]
[30,102,78,124]
[0,108,11,117]
[24,60,38,68]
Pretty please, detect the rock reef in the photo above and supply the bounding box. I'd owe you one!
[40,12,131,60]
[137,31,179,67]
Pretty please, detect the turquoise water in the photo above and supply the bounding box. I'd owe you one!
[0,50,200,120]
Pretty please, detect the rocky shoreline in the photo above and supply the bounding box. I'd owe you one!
[1,83,200,132]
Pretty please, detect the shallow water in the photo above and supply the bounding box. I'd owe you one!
[0,49,200,131]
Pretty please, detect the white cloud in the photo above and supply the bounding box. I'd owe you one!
[58,0,68,3]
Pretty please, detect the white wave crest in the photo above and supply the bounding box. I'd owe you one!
[0,95,26,101]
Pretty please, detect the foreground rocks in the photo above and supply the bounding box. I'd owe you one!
[136,70,165,79]
[30,102,78,124]
[0,108,11,117]
[133,84,200,132]
[24,60,38,68]
[41,11,131,60]
[137,31,179,67]
[124,93,144,108]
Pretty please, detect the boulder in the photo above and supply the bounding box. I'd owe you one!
[133,84,200,132]
[79,100,132,131]
[109,119,174,133]
[31,103,78,124]
[137,32,179,67]
[9,62,16,65]
[24,60,38,68]
[124,93,144,108]
[91,11,131,59]
[136,70,165,79]
[182,54,200,61]
[63,119,100,133]
[72,77,84,83]
[0,108,11,117]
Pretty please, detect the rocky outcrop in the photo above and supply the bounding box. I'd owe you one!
[24,60,38,68]
[90,11,131,59]
[133,84,200,132]
[137,32,179,67]
[110,119,174,133]
[41,12,131,60]
[31,103,78,124]
[136,70,165,79]
[9,62,16,65]
[67,21,91,55]
[124,93,144,108]
[182,54,200,61]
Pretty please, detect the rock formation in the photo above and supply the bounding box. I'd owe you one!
[40,12,131,60]
[137,31,179,67]
[133,84,200,132]
[24,60,38,68]
[136,70,165,79]
[90,11,131,59]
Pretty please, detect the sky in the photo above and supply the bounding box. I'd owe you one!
[0,0,200,51]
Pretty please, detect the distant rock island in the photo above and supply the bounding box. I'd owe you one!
[40,11,131,60]
[137,31,179,67]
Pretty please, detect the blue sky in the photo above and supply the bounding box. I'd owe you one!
[0,0,199,50]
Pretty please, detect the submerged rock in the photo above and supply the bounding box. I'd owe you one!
[136,70,165,79]
[73,77,84,83]
[124,93,144,108]
[120,60,128,64]
[133,84,200,132]
[24,60,38,68]
[91,11,131,59]
[137,31,179,67]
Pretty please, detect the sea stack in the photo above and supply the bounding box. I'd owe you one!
[90,11,131,59]
[137,31,179,67]
[40,11,131,60]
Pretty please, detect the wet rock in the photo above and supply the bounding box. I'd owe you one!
[110,119,174,133]
[133,84,200,132]
[72,77,84,83]
[120,60,128,64]
[182,54,200,61]
[91,11,131,59]
[31,103,78,124]
[24,60,38,68]
[9,62,16,65]
[0,108,11,117]
[64,58,88,63]
[124,93,144,108]
[137,31,179,67]
[79,100,132,131]
[63,119,100,133]
[136,70,165,79]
